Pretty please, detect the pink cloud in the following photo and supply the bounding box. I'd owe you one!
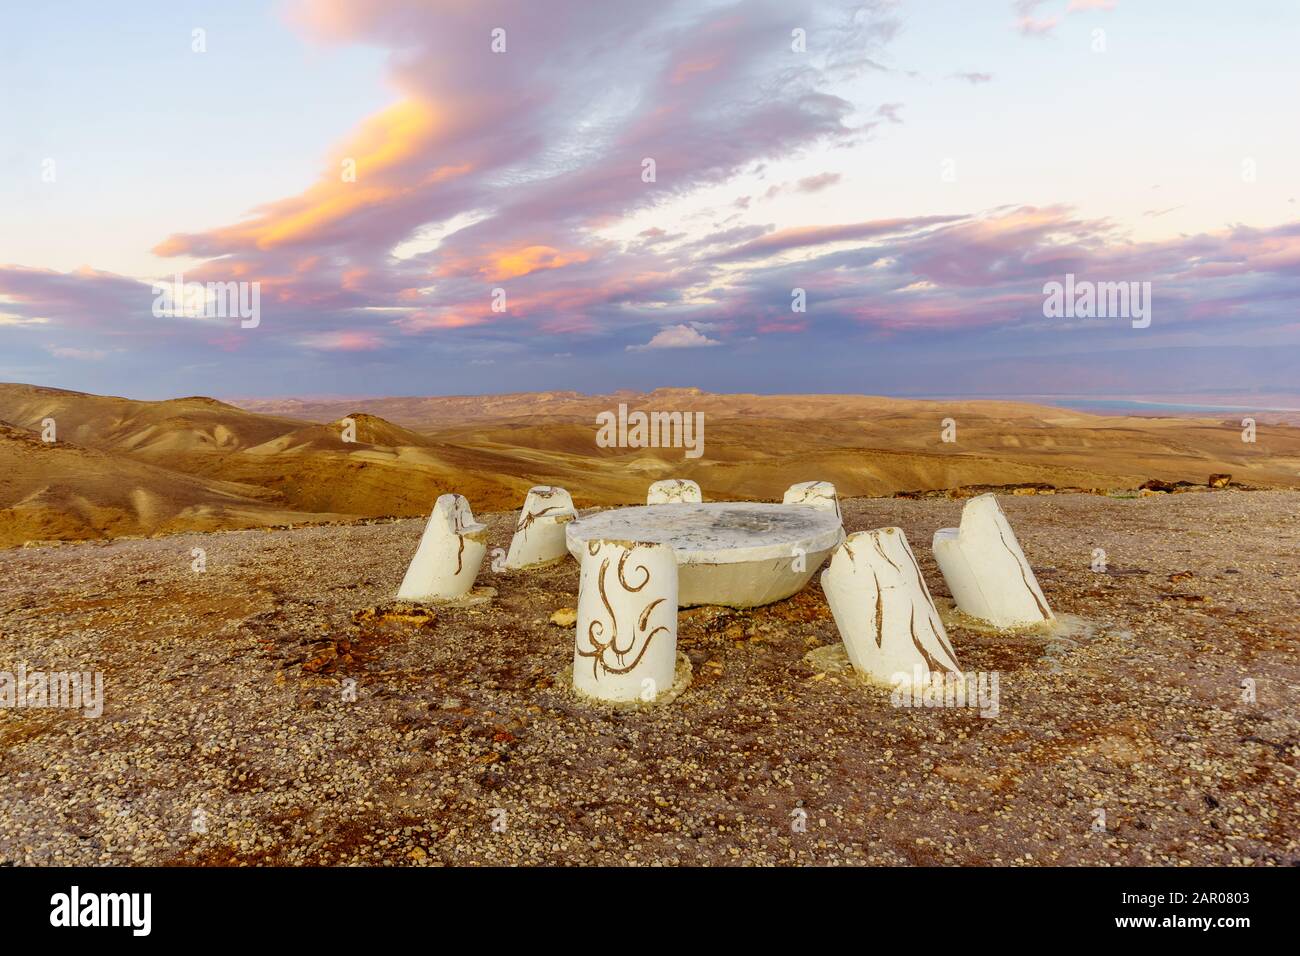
[4,0,1295,384]
[301,331,387,351]
[1013,0,1115,36]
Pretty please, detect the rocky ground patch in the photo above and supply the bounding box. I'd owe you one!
[1,491,1296,866]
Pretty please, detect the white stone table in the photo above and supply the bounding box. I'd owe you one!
[566,502,844,607]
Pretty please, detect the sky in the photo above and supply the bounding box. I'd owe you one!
[2,0,1298,401]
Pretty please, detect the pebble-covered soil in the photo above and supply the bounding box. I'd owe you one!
[1,491,1296,866]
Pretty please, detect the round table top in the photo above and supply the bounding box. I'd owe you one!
[566,502,844,565]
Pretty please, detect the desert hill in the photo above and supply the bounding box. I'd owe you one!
[0,382,305,457]
[0,386,535,544]
[236,388,1085,428]
[0,421,330,544]
[2,382,1298,547]
[243,413,439,455]
[239,389,1300,494]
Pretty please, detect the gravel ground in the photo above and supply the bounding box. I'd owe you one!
[1,490,1297,866]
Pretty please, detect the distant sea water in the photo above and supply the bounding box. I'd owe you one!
[1035,398,1300,414]
[1040,398,1300,413]
[917,395,1300,415]
[1045,398,1258,413]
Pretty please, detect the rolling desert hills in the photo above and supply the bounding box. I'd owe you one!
[0,421,325,544]
[1,381,1298,548]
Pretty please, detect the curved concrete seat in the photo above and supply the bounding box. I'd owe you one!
[821,527,961,684]
[397,494,489,601]
[932,494,1053,628]
[505,485,576,569]
[646,479,702,504]
[783,480,841,519]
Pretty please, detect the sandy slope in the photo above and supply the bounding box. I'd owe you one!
[0,423,329,544]
[0,383,305,456]
[0,386,532,544]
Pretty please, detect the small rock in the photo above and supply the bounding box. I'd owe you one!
[549,607,577,627]
[353,602,436,627]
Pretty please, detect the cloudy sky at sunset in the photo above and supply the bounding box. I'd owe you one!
[3,0,1298,401]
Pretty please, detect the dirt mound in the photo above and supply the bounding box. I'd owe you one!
[243,413,435,455]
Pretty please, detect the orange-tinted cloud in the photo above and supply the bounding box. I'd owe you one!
[437,244,591,282]
[154,99,450,256]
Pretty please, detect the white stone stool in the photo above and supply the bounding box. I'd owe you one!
[646,479,702,505]
[783,480,840,519]
[932,494,1053,628]
[572,539,678,703]
[821,527,961,683]
[396,494,489,601]
[505,485,576,569]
